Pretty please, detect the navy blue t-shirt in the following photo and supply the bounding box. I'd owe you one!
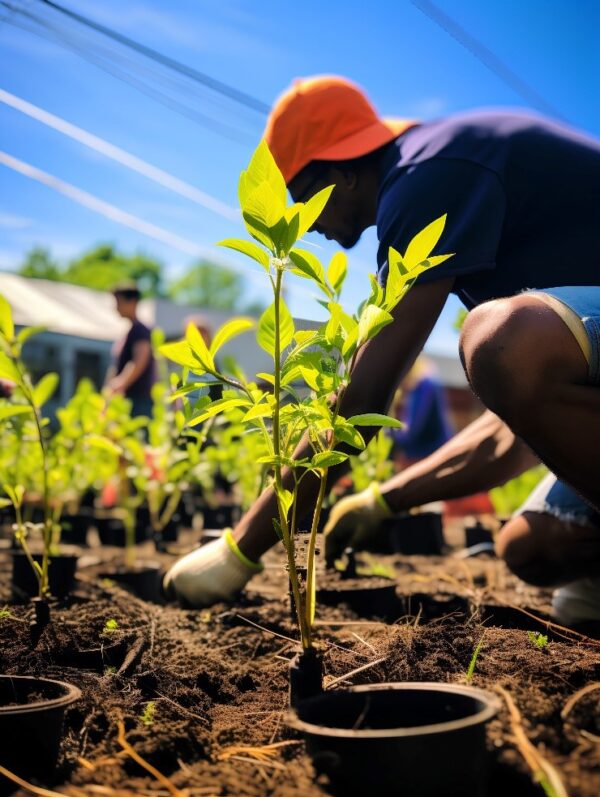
[115,320,156,400]
[376,110,600,308]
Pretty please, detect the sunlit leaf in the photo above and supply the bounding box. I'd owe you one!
[311,451,349,469]
[257,300,294,356]
[185,323,215,371]
[33,372,59,408]
[327,252,347,294]
[210,318,255,356]
[347,413,403,428]
[0,404,32,421]
[403,214,447,268]
[0,294,14,341]
[159,340,199,371]
[187,398,250,427]
[218,238,270,271]
[357,304,393,346]
[297,185,334,239]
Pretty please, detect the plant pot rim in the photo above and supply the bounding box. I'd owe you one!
[288,681,500,740]
[0,675,81,716]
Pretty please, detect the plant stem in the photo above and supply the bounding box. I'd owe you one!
[271,265,309,648]
[304,473,328,642]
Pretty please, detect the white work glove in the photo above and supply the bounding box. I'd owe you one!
[163,529,263,607]
[323,484,392,565]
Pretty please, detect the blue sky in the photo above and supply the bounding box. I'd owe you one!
[1,0,598,354]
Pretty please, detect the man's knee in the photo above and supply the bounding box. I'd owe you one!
[495,513,563,586]
[459,295,580,425]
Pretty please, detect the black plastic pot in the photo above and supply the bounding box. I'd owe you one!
[289,649,323,707]
[200,504,240,529]
[382,511,445,555]
[465,521,494,549]
[317,580,399,619]
[60,512,92,546]
[95,515,148,546]
[0,675,81,796]
[11,550,78,601]
[289,682,500,797]
[54,638,129,671]
[154,513,180,544]
[99,562,163,603]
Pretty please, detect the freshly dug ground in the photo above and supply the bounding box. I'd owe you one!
[1,534,599,797]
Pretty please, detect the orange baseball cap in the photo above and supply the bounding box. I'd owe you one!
[265,75,418,184]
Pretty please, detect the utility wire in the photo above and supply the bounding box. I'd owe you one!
[411,0,567,122]
[0,2,257,144]
[0,88,239,220]
[0,150,315,299]
[36,0,270,115]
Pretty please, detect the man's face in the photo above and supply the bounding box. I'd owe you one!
[289,165,365,249]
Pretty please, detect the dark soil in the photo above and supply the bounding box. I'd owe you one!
[0,533,599,797]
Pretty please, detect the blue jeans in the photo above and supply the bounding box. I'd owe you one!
[517,286,600,528]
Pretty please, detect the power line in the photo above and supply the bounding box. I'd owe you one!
[0,150,315,299]
[0,87,239,220]
[36,0,270,115]
[411,0,567,122]
[0,2,258,144]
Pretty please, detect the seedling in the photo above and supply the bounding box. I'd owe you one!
[102,618,120,634]
[139,701,156,727]
[527,631,548,650]
[162,141,452,652]
[465,631,486,684]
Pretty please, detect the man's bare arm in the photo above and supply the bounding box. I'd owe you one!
[381,409,540,510]
[108,340,152,394]
[234,277,456,561]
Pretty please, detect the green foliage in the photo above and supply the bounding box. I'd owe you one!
[139,701,156,727]
[102,618,119,634]
[528,631,549,649]
[465,632,486,684]
[168,259,266,313]
[348,430,394,493]
[19,244,164,297]
[161,139,452,651]
[489,466,548,516]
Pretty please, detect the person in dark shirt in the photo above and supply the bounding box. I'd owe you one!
[105,284,156,418]
[164,76,600,628]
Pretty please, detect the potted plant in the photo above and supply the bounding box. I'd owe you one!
[0,299,76,612]
[162,141,447,677]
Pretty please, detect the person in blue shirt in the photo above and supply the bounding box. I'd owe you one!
[164,76,600,630]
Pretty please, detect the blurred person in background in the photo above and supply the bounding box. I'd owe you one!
[105,283,155,418]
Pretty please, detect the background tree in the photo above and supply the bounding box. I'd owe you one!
[18,247,62,281]
[63,245,164,297]
[168,259,265,313]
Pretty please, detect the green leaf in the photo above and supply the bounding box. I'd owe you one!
[187,398,250,427]
[278,488,293,520]
[347,413,403,428]
[185,323,215,371]
[16,326,45,346]
[244,182,285,230]
[168,381,214,400]
[403,214,447,268]
[3,483,24,508]
[256,372,275,386]
[33,372,59,407]
[0,294,14,341]
[83,434,122,454]
[0,353,19,383]
[218,238,270,271]
[297,185,334,239]
[0,404,32,421]
[241,211,274,251]
[299,366,321,391]
[334,422,365,450]
[327,252,347,294]
[257,300,294,356]
[243,402,273,421]
[240,140,287,210]
[210,318,255,356]
[311,451,349,469]
[159,340,201,372]
[357,304,393,346]
[289,248,327,289]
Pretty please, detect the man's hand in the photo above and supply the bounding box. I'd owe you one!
[323,484,392,564]
[162,530,263,607]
